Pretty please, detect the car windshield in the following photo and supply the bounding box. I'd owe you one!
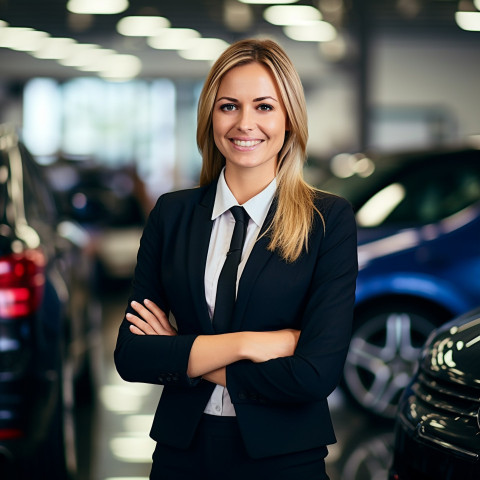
[320,149,480,228]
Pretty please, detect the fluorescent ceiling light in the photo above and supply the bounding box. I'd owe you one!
[239,0,298,4]
[116,16,171,36]
[264,5,322,25]
[284,21,337,42]
[67,0,129,15]
[0,27,49,51]
[147,28,201,50]
[179,38,229,61]
[455,11,480,31]
[58,43,101,67]
[31,37,77,60]
[99,54,142,80]
[77,49,117,71]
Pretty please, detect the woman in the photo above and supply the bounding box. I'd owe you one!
[114,38,357,479]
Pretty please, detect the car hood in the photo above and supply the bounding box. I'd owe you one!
[356,226,403,245]
[420,307,480,388]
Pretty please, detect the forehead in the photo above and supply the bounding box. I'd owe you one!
[216,62,281,97]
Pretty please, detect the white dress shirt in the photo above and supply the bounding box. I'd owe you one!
[203,168,276,416]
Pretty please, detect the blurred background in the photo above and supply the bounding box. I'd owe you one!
[1,1,480,479]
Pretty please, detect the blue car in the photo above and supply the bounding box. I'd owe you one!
[322,146,480,418]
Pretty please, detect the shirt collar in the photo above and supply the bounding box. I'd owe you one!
[212,168,277,228]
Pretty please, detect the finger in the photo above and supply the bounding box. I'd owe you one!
[144,299,177,335]
[129,324,146,335]
[130,301,166,335]
[126,313,158,335]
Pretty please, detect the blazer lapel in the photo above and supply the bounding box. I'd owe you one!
[187,182,216,334]
[230,198,277,332]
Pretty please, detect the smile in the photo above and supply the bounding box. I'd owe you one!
[231,139,262,147]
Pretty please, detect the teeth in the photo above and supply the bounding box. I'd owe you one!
[233,139,261,147]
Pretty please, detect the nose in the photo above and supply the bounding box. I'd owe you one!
[236,107,255,132]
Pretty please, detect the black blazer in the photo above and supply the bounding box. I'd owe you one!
[114,180,358,459]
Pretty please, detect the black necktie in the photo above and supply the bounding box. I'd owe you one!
[212,206,249,334]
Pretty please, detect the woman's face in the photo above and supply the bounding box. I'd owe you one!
[212,62,288,181]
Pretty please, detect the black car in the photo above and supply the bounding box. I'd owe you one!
[389,307,480,479]
[0,124,98,479]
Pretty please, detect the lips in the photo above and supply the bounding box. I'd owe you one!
[231,139,262,147]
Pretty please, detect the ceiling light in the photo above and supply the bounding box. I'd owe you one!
[58,43,102,67]
[455,11,480,31]
[178,38,229,61]
[99,54,142,80]
[116,16,171,37]
[147,28,201,50]
[238,0,299,4]
[0,27,49,51]
[284,21,337,42]
[67,0,129,15]
[31,37,77,60]
[264,5,322,25]
[77,49,118,71]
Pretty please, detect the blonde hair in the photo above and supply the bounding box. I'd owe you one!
[197,38,321,263]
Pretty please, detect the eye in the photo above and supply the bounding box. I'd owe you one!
[220,103,237,111]
[257,103,273,111]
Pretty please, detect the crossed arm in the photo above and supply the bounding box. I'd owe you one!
[127,299,300,386]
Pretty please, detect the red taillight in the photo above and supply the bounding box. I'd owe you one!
[0,428,23,440]
[0,250,45,318]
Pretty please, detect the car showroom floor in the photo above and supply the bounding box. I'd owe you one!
[76,285,394,480]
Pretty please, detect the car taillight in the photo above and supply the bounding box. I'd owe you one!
[0,249,46,318]
[0,428,23,440]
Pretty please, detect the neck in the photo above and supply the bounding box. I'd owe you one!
[224,165,275,204]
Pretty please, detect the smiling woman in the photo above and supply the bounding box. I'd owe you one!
[114,38,358,480]
[212,62,288,203]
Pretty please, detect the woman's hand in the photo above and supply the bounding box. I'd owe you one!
[126,299,177,336]
[244,329,300,363]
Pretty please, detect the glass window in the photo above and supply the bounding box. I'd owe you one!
[356,151,480,227]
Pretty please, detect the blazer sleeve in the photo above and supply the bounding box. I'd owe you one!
[226,196,358,405]
[114,195,199,388]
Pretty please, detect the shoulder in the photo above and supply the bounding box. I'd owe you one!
[160,184,210,204]
[152,182,215,214]
[313,189,354,221]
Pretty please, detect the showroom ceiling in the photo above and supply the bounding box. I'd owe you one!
[0,0,477,80]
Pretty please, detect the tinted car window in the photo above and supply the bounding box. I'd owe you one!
[323,149,480,228]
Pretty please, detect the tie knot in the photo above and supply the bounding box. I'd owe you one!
[230,206,249,224]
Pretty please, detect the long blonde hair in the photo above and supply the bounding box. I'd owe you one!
[197,38,321,263]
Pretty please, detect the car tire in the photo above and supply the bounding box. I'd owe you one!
[342,302,448,419]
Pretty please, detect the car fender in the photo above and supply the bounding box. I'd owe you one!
[355,272,472,316]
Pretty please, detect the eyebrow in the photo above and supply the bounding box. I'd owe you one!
[216,96,279,103]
